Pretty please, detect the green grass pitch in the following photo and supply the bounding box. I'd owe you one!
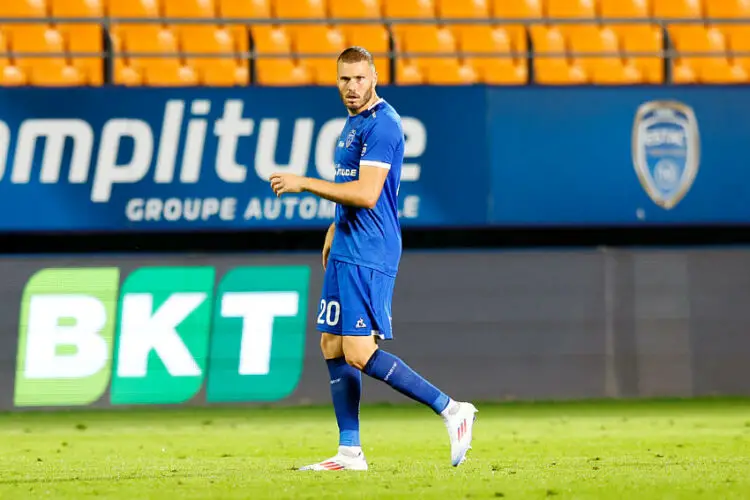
[0,398,749,499]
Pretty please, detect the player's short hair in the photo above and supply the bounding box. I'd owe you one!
[337,46,375,69]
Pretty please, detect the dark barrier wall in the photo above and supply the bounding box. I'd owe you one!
[0,87,748,232]
[2,248,749,411]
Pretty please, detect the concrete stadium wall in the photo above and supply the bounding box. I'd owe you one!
[1,249,748,411]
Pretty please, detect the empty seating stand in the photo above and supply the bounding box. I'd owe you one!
[0,0,747,86]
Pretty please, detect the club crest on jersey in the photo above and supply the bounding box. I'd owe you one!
[346,129,356,148]
[632,100,700,210]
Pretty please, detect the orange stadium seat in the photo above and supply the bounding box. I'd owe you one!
[50,0,104,85]
[600,0,664,83]
[182,27,249,85]
[384,0,436,41]
[0,29,26,86]
[329,0,382,19]
[251,26,312,85]
[109,28,142,85]
[11,26,85,85]
[706,0,750,79]
[274,0,327,41]
[437,0,490,40]
[217,0,269,56]
[531,26,587,84]
[120,26,198,86]
[460,27,527,84]
[402,26,477,84]
[569,26,643,83]
[492,0,539,71]
[296,26,346,85]
[546,0,596,38]
[108,0,160,82]
[396,58,425,84]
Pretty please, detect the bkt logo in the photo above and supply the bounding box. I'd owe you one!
[14,265,309,407]
[0,99,426,224]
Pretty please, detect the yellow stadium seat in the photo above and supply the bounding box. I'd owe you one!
[436,0,490,51]
[11,26,85,85]
[569,26,643,83]
[402,26,476,84]
[107,0,159,18]
[531,26,587,84]
[182,27,248,86]
[329,0,382,18]
[396,58,425,84]
[460,27,527,84]
[0,0,47,18]
[344,24,391,83]
[706,0,750,78]
[296,26,347,85]
[163,0,218,41]
[384,0,436,40]
[51,0,104,86]
[729,29,750,76]
[492,0,540,69]
[251,26,312,85]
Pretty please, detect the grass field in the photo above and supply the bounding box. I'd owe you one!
[0,398,749,499]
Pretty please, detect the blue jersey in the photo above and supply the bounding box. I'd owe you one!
[329,99,404,277]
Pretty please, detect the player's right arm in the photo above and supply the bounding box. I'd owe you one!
[322,222,335,270]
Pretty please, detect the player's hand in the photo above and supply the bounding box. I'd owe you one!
[322,223,335,270]
[270,173,306,196]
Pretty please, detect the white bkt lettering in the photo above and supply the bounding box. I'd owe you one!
[0,100,426,202]
[20,291,300,379]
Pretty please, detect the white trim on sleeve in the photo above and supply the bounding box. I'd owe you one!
[360,160,391,169]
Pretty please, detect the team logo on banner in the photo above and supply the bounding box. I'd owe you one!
[632,100,700,209]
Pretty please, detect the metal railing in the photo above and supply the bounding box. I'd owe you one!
[0,16,749,84]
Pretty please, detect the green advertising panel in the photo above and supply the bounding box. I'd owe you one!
[206,266,309,403]
[14,268,120,407]
[13,265,309,408]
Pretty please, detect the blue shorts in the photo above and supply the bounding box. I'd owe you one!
[316,259,395,340]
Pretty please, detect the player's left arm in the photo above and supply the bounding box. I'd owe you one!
[270,118,398,209]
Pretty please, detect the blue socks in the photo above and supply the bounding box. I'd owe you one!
[326,357,362,447]
[363,349,451,415]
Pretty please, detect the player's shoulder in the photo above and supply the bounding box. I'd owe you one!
[363,100,402,136]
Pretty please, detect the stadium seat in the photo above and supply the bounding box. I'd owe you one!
[492,0,540,71]
[329,0,382,19]
[251,26,312,85]
[384,0,436,40]
[546,0,596,39]
[0,30,26,86]
[729,29,750,76]
[182,27,249,85]
[600,0,664,83]
[671,27,747,83]
[296,26,346,85]
[120,26,198,86]
[274,0,327,41]
[344,24,391,83]
[109,28,142,85]
[706,0,750,78]
[402,26,476,84]
[51,0,104,85]
[395,58,425,84]
[460,27,527,84]
[436,0,492,61]
[217,0,270,54]
[569,26,643,83]
[11,26,85,85]
[531,26,587,84]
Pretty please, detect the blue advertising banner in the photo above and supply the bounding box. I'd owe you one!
[0,87,489,231]
[487,86,750,226]
[1,86,750,232]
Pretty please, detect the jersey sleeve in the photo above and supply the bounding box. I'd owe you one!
[359,117,402,170]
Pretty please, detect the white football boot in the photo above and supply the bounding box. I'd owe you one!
[442,401,479,467]
[297,446,368,471]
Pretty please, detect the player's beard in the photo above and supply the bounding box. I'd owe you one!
[343,83,375,114]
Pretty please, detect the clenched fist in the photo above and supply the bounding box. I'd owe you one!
[270,173,307,197]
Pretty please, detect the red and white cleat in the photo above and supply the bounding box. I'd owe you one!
[297,446,368,471]
[442,401,478,467]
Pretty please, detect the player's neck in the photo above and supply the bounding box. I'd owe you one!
[349,93,381,116]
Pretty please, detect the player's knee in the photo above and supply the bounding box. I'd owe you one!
[343,341,378,371]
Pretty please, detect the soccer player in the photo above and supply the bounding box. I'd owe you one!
[269,47,477,471]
